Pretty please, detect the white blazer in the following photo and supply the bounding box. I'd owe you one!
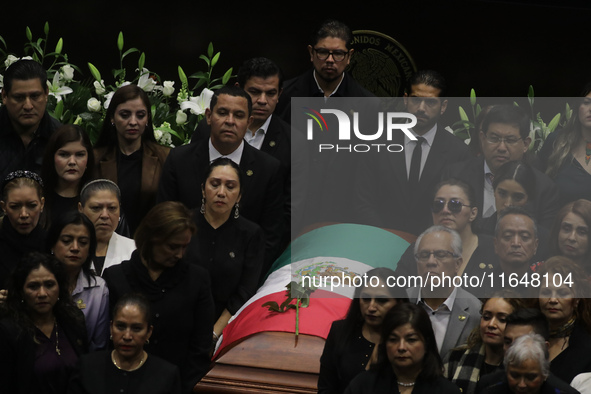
[92,232,136,276]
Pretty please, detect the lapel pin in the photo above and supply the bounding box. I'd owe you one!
[229,252,235,258]
[269,141,276,147]
[479,263,486,269]
[246,170,253,176]
[458,315,466,321]
[488,264,494,269]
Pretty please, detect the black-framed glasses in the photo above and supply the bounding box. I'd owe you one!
[312,47,349,62]
[431,198,471,214]
[414,250,458,262]
[482,133,523,146]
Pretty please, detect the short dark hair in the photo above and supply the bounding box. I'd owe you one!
[3,59,48,93]
[310,19,353,50]
[237,57,283,90]
[209,85,253,117]
[113,292,153,326]
[406,70,447,97]
[45,210,97,283]
[492,160,536,201]
[481,104,530,140]
[495,205,538,238]
[506,307,550,340]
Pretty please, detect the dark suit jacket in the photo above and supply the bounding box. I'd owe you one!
[356,127,472,236]
[276,68,375,124]
[93,140,170,229]
[157,139,284,270]
[441,156,561,230]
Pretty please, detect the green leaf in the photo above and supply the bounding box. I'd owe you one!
[26,26,32,41]
[88,62,102,82]
[122,47,139,59]
[547,113,561,134]
[261,301,281,312]
[138,52,145,71]
[458,106,469,123]
[528,85,534,107]
[222,68,233,85]
[117,31,124,51]
[470,88,476,107]
[211,52,220,68]
[199,54,211,67]
[44,22,50,36]
[53,99,64,119]
[55,38,63,54]
[207,42,214,58]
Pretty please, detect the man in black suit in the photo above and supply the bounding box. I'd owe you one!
[274,18,374,124]
[442,104,560,230]
[157,85,284,273]
[356,70,472,236]
[190,57,307,248]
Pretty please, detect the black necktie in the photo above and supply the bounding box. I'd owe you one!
[409,137,425,186]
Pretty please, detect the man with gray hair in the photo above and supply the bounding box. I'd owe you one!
[406,225,481,359]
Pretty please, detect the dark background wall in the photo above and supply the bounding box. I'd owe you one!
[2,0,589,97]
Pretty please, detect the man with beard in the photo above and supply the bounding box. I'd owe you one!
[356,70,471,236]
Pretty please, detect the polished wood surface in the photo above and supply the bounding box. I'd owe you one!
[194,332,325,393]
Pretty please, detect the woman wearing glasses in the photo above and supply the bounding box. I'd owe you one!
[393,178,499,297]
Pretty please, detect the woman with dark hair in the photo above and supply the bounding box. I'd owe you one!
[344,302,461,394]
[0,252,87,393]
[539,82,591,206]
[184,157,264,340]
[68,293,182,394]
[394,178,498,296]
[41,124,94,228]
[443,290,526,394]
[318,267,409,394]
[536,256,591,384]
[46,210,109,351]
[93,84,170,235]
[0,170,47,290]
[479,160,536,236]
[102,201,214,393]
[547,199,591,274]
[78,179,136,276]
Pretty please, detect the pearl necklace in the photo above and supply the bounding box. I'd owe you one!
[111,350,147,372]
[397,381,416,387]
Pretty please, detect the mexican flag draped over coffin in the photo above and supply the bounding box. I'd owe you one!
[214,223,412,357]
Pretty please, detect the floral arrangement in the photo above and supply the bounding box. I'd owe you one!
[0,22,234,147]
[446,87,572,154]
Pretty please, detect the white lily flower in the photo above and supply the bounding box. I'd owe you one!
[47,73,73,102]
[93,80,106,95]
[103,91,115,109]
[4,55,18,68]
[137,68,156,92]
[180,88,213,115]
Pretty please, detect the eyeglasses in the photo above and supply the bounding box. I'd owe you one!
[483,134,523,146]
[414,250,458,262]
[312,48,349,62]
[431,199,471,214]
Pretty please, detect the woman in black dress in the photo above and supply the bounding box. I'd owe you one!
[102,201,214,393]
[0,252,87,394]
[68,293,182,394]
[344,303,461,394]
[318,267,408,394]
[184,157,265,341]
[0,170,47,290]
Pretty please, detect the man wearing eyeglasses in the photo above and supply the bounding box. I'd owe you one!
[0,59,60,181]
[275,19,374,123]
[407,225,481,359]
[442,104,560,230]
